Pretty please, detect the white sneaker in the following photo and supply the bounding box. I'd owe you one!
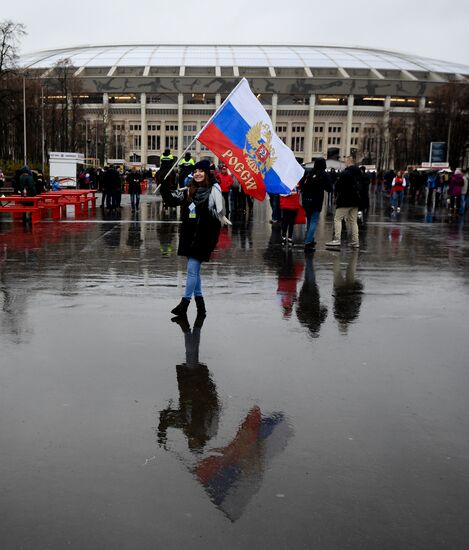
[326,240,341,247]
[397,207,401,213]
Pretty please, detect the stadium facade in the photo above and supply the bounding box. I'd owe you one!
[20,44,469,167]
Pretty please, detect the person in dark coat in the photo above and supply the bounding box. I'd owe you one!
[326,157,361,249]
[101,166,121,211]
[126,166,142,211]
[160,160,224,316]
[18,166,36,224]
[299,157,331,251]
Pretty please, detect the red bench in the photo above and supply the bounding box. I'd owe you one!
[0,206,42,224]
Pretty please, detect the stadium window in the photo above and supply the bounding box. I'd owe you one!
[165,136,178,150]
[292,136,304,153]
[292,124,305,134]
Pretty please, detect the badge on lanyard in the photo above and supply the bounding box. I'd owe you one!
[188,202,197,219]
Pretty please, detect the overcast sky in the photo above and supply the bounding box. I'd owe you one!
[5,0,469,66]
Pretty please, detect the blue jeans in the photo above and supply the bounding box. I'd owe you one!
[268,193,281,221]
[392,190,403,208]
[305,210,320,244]
[183,257,202,300]
[130,192,140,209]
[459,195,466,215]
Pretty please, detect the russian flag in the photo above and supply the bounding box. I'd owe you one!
[197,78,304,201]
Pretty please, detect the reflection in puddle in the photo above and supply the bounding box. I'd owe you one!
[333,251,364,333]
[158,315,293,521]
[193,406,293,522]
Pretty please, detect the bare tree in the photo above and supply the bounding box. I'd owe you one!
[0,20,26,164]
[0,20,26,75]
[43,59,84,152]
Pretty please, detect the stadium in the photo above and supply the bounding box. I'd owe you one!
[19,44,469,167]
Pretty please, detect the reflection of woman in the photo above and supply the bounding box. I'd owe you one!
[296,255,328,337]
[333,251,364,333]
[276,250,304,319]
[160,160,225,316]
[158,315,220,452]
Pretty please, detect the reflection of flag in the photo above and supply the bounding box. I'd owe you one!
[197,78,304,201]
[193,406,293,522]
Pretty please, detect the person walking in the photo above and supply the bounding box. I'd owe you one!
[126,166,142,212]
[448,169,464,215]
[461,169,469,216]
[216,165,233,219]
[391,170,406,213]
[160,160,227,316]
[299,157,331,252]
[326,157,361,249]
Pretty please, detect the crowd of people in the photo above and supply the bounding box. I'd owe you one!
[2,150,467,317]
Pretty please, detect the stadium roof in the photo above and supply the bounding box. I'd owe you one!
[20,44,469,76]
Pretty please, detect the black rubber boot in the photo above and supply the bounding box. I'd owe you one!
[171,314,190,333]
[171,297,190,316]
[194,296,206,315]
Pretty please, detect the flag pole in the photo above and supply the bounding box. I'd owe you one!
[163,136,198,181]
[163,77,248,181]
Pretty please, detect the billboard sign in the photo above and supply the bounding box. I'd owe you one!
[429,142,447,164]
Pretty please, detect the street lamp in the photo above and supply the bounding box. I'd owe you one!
[23,76,27,165]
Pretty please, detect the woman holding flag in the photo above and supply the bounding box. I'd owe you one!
[160,159,227,317]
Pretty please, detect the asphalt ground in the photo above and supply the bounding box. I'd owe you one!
[1,193,468,549]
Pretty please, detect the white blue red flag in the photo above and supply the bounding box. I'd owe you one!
[197,78,304,201]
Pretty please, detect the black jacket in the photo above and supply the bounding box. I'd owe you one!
[299,169,332,212]
[126,171,142,194]
[335,166,361,208]
[160,183,221,262]
[102,168,121,191]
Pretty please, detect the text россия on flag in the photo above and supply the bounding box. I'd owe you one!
[196,78,304,201]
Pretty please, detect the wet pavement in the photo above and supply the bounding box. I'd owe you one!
[1,193,469,549]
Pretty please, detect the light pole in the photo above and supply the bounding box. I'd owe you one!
[23,76,27,165]
[85,119,88,161]
[41,84,45,173]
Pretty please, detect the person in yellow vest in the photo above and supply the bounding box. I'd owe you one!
[157,149,177,190]
[178,152,195,188]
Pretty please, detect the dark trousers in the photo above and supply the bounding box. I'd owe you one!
[281,209,296,238]
[232,187,240,211]
[222,191,230,217]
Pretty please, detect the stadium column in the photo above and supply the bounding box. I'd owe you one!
[304,94,316,163]
[286,121,293,151]
[140,93,147,168]
[161,120,166,156]
[383,95,391,168]
[271,93,278,128]
[345,94,354,158]
[178,93,184,158]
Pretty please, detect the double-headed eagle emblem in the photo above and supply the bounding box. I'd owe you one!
[244,122,277,175]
